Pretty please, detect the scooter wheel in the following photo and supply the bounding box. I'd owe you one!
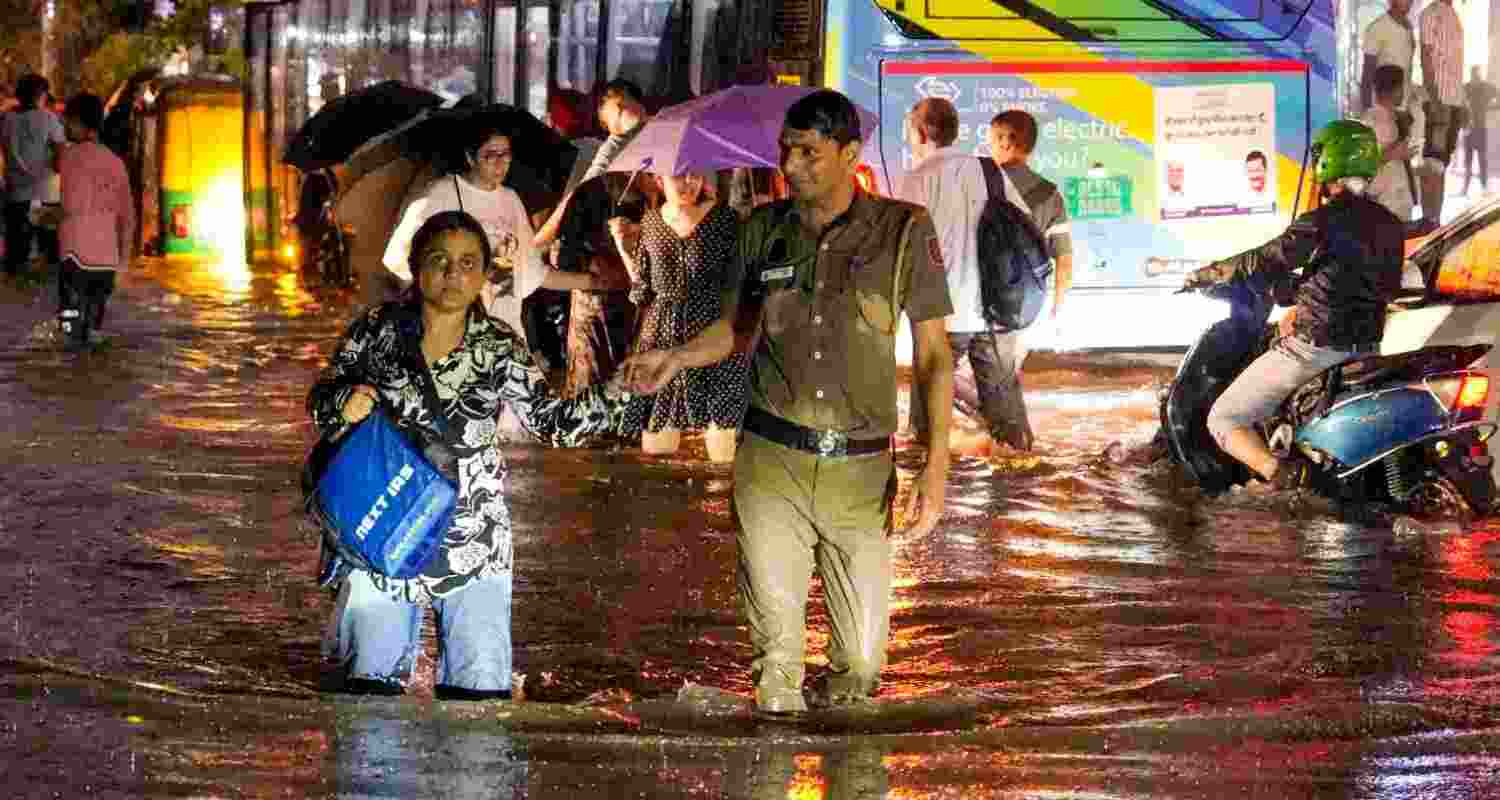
[1404,476,1474,521]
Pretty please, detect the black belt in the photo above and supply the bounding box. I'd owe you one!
[743,407,889,458]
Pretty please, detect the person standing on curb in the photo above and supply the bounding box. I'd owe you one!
[1362,65,1418,224]
[1416,0,1463,231]
[621,89,955,714]
[1360,0,1414,113]
[55,93,134,351]
[1462,66,1495,195]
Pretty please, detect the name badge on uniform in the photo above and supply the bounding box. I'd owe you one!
[760,265,795,282]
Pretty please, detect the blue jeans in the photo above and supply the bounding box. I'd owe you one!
[328,570,514,695]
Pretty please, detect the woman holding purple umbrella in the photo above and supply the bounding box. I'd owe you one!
[612,171,748,462]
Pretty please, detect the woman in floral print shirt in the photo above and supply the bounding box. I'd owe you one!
[308,210,630,699]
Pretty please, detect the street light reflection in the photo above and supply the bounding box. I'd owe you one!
[198,172,251,297]
[787,753,828,800]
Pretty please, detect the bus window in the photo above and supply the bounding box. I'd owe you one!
[691,0,722,95]
[556,0,599,94]
[419,0,484,101]
[494,3,518,105]
[524,3,551,118]
[608,0,680,99]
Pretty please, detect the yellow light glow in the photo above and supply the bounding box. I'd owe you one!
[189,173,251,297]
[199,173,246,263]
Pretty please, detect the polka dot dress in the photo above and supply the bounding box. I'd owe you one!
[624,203,750,434]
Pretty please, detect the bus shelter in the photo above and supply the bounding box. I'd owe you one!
[109,74,245,260]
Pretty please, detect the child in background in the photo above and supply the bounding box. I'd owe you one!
[1361,64,1418,225]
[56,93,135,351]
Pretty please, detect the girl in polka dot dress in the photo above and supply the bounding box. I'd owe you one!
[611,172,749,463]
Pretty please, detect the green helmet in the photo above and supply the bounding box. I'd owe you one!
[1311,119,1380,184]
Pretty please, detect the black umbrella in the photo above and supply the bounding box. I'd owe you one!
[395,103,578,213]
[283,80,444,171]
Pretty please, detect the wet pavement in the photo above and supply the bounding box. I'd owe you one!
[5,255,1500,798]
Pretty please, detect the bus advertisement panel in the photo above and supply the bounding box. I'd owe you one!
[828,0,1338,349]
[878,60,1311,294]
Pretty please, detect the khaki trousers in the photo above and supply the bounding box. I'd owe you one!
[733,431,896,709]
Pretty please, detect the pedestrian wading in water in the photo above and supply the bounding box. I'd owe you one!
[621,90,955,714]
[55,92,135,352]
[2,73,65,277]
[381,124,606,333]
[308,210,633,699]
[613,171,749,463]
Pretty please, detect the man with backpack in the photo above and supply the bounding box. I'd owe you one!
[900,103,1069,451]
[989,111,1073,345]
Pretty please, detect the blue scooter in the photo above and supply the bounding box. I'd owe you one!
[1162,271,1497,516]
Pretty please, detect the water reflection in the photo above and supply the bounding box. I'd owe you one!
[335,712,527,798]
[725,746,889,800]
[1439,528,1500,670]
[12,255,1500,796]
[160,253,253,302]
[139,254,325,319]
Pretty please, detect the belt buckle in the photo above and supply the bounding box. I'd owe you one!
[815,429,845,457]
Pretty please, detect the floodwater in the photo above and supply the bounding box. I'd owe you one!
[4,256,1500,799]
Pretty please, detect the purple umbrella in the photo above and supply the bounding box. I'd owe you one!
[607,85,880,177]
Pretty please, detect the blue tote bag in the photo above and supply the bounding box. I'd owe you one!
[311,409,457,580]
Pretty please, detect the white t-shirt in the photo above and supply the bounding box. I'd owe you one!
[1361,105,1417,222]
[896,146,1025,334]
[1364,12,1415,109]
[382,174,544,334]
[0,109,65,203]
[1364,13,1415,74]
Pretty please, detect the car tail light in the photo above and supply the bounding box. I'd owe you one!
[1430,374,1490,412]
[1457,375,1490,410]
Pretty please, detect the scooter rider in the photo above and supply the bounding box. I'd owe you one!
[1181,120,1405,489]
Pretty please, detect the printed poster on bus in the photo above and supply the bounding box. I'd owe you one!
[1155,83,1277,220]
[878,61,1307,293]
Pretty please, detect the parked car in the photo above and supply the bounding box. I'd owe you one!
[1383,195,1500,492]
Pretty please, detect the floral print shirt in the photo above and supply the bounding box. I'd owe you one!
[308,301,629,602]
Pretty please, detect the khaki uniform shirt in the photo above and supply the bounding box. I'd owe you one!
[724,191,952,438]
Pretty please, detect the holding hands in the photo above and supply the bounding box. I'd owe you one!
[619,349,681,395]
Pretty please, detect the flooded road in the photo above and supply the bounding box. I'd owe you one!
[5,256,1500,798]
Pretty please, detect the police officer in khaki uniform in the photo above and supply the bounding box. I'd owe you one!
[622,90,955,714]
